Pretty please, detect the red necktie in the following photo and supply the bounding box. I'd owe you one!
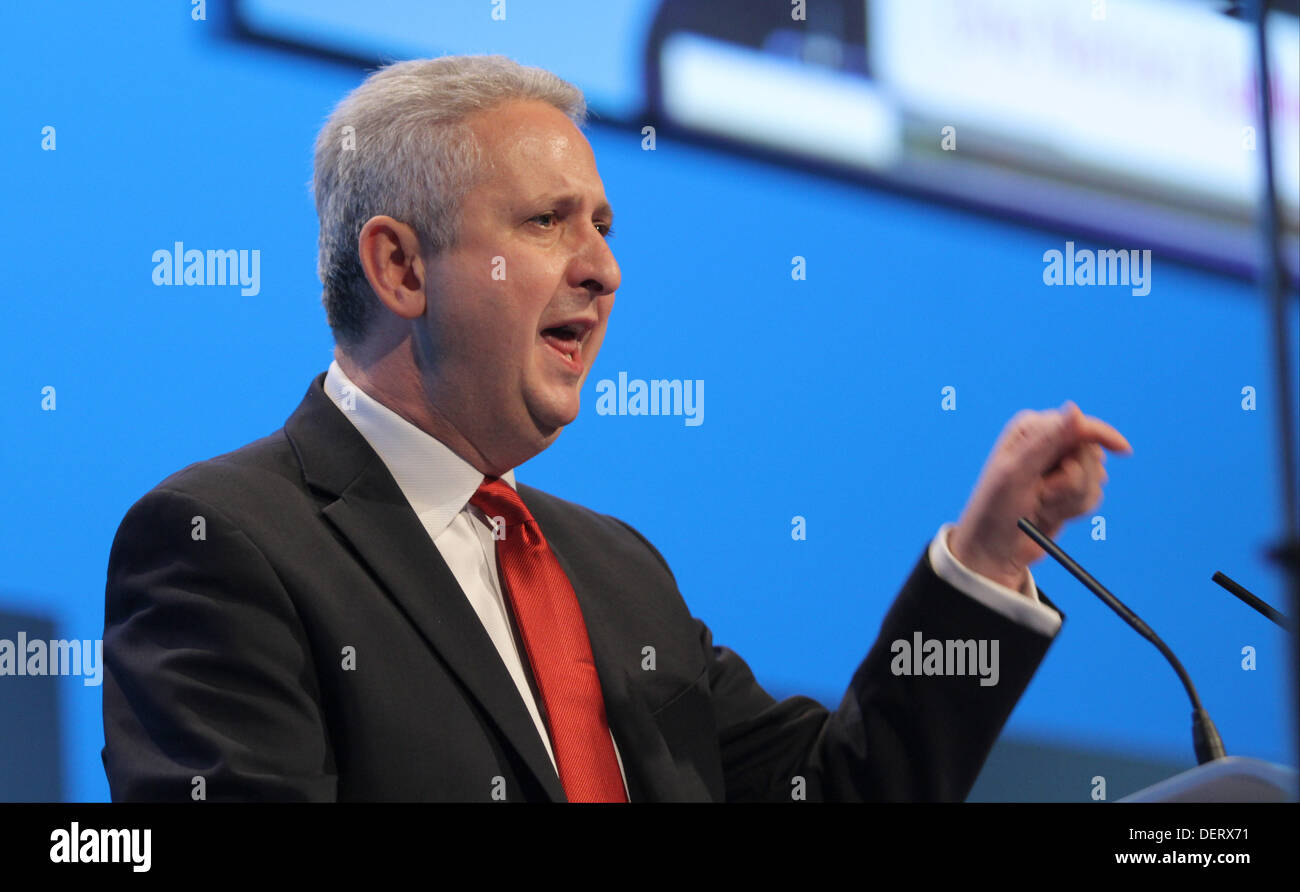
[470,476,628,803]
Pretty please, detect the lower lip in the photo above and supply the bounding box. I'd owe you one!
[543,340,582,373]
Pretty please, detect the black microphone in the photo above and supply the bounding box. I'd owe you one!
[1017,517,1226,765]
[1211,570,1292,629]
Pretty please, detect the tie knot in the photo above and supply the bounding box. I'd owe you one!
[469,476,535,531]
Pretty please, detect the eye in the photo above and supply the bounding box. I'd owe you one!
[597,222,615,239]
[529,212,557,228]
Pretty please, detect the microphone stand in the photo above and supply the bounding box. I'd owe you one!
[1246,0,1300,769]
[1018,518,1226,765]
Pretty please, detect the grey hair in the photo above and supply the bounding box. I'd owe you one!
[312,55,587,349]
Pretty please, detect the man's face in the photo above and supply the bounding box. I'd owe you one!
[418,99,619,467]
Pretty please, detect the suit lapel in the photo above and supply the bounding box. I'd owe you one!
[524,488,712,802]
[285,373,566,802]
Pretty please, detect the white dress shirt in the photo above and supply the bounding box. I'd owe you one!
[321,359,1061,792]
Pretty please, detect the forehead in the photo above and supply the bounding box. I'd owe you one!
[470,100,602,191]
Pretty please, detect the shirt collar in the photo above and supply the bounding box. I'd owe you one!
[322,359,516,537]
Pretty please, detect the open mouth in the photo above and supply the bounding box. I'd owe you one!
[540,319,594,369]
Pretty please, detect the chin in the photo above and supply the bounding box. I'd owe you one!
[550,405,580,429]
[529,399,581,436]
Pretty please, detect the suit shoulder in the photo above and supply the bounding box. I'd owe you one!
[515,482,639,539]
[516,483,677,579]
[121,427,307,524]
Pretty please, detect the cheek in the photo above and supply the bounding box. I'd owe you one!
[505,269,559,327]
[438,273,533,353]
[586,297,615,352]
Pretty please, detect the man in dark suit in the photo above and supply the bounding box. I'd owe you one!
[102,56,1130,802]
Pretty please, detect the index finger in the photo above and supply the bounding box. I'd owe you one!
[1076,411,1132,454]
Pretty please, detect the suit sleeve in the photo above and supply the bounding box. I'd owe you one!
[696,547,1060,802]
[102,486,337,802]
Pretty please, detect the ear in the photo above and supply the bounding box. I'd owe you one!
[357,215,427,321]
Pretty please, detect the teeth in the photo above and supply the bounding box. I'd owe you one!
[564,353,573,361]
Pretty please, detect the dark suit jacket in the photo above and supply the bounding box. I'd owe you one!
[102,372,1060,802]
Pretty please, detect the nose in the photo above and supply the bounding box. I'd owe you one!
[569,223,620,297]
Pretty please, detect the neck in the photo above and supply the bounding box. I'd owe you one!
[334,343,517,477]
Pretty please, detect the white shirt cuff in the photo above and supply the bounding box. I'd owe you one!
[928,523,1062,638]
